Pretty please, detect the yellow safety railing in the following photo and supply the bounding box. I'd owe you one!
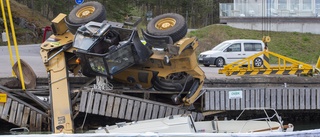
[219,50,317,76]
[1,0,25,90]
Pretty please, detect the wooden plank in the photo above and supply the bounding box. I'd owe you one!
[112,97,121,118]
[196,113,203,121]
[105,96,114,117]
[276,88,282,109]
[99,95,108,115]
[241,89,245,109]
[138,102,147,120]
[305,88,311,109]
[86,92,95,113]
[1,98,12,120]
[215,91,220,110]
[131,101,140,121]
[265,88,270,108]
[92,93,101,115]
[15,103,24,126]
[125,100,134,120]
[255,89,260,108]
[145,103,153,120]
[118,98,127,119]
[245,89,250,108]
[225,91,230,110]
[158,106,166,118]
[172,108,178,115]
[260,88,265,108]
[36,114,42,131]
[250,89,255,108]
[270,88,276,109]
[21,107,30,127]
[191,112,197,120]
[294,89,299,110]
[0,102,4,115]
[220,90,225,110]
[9,101,18,123]
[165,107,172,117]
[288,88,294,109]
[29,111,36,131]
[204,91,210,111]
[283,89,288,110]
[311,88,316,109]
[177,109,185,115]
[151,105,159,119]
[299,89,305,109]
[317,89,320,109]
[209,91,215,110]
[79,91,88,112]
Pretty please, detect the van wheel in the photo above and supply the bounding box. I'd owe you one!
[254,57,263,67]
[204,64,210,67]
[215,58,224,67]
[66,1,107,34]
[146,13,187,43]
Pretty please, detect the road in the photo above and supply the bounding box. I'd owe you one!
[0,44,238,79]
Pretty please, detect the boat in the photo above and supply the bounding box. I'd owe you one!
[95,108,294,134]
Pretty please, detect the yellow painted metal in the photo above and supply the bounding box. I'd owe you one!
[219,50,315,76]
[0,0,26,90]
[51,13,68,35]
[262,36,271,43]
[0,0,14,76]
[76,6,95,18]
[0,93,7,103]
[113,37,205,105]
[48,52,74,133]
[155,17,176,30]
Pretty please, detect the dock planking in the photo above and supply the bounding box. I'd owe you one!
[204,87,320,111]
[0,95,47,131]
[79,89,204,121]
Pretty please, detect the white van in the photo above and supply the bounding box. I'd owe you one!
[198,39,265,67]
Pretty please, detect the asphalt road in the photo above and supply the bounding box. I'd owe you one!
[0,44,237,79]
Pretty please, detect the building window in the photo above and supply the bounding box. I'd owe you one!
[303,0,312,10]
[278,0,287,10]
[290,0,299,11]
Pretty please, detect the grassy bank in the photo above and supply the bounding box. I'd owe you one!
[188,24,320,64]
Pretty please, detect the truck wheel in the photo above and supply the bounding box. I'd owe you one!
[66,1,106,34]
[147,13,187,43]
[254,57,263,67]
[215,57,224,67]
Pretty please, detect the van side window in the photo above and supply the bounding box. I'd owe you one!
[225,43,241,52]
[244,43,262,51]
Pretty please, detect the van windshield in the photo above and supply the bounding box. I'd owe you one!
[212,42,230,51]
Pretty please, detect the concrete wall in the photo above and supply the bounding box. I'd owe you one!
[220,17,320,34]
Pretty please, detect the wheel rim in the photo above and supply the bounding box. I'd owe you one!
[255,58,262,66]
[155,18,176,30]
[76,6,95,18]
[217,59,223,66]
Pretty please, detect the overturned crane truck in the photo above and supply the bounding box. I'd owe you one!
[40,1,204,133]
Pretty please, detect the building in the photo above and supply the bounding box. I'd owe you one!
[220,0,320,34]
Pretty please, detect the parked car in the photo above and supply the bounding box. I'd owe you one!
[198,39,265,67]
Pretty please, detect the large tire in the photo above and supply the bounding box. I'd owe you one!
[147,13,187,43]
[66,1,107,34]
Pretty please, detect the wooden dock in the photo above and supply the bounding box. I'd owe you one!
[204,87,320,111]
[79,89,204,121]
[0,91,48,131]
